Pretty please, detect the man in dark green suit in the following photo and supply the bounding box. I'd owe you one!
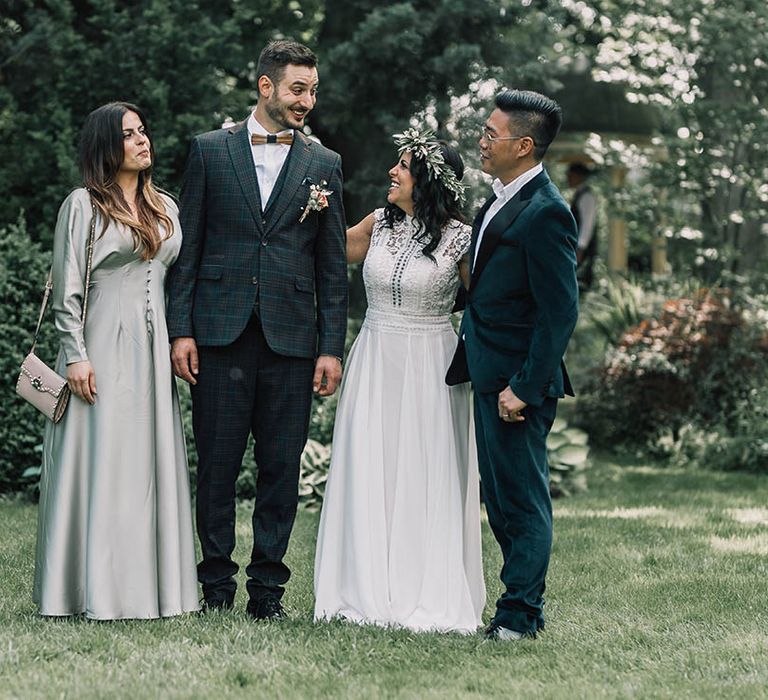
[167,41,347,620]
[447,89,578,640]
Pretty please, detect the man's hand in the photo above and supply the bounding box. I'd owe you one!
[171,337,199,385]
[313,355,342,397]
[67,360,97,404]
[498,386,527,423]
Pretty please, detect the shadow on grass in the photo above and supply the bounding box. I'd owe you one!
[579,448,768,509]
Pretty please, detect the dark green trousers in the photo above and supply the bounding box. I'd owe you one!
[474,391,558,636]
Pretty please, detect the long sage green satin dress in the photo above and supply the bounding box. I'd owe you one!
[33,188,200,619]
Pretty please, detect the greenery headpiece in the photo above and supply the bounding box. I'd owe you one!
[392,127,466,205]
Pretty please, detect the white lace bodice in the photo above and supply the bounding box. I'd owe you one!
[362,209,471,321]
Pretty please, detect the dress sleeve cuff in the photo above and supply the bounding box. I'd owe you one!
[61,333,89,364]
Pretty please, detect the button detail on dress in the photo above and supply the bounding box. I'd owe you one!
[145,260,153,333]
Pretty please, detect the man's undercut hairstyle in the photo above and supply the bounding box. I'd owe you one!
[494,89,563,161]
[256,40,318,87]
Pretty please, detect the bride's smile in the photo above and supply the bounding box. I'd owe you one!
[386,151,414,214]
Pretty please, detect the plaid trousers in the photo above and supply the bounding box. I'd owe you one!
[191,314,314,602]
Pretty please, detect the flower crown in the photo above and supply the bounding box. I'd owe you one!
[392,127,466,205]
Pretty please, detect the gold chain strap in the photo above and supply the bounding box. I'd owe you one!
[30,195,98,354]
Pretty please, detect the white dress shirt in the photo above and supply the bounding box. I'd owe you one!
[247,113,293,208]
[473,162,543,271]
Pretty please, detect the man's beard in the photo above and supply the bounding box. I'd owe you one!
[265,97,305,130]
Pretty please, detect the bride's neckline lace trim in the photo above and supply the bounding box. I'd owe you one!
[380,213,466,258]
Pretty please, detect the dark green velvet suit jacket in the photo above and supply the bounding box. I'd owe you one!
[446,169,579,405]
[166,121,348,360]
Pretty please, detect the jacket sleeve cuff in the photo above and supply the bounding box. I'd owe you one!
[167,320,194,340]
[318,343,345,361]
[508,378,545,408]
[319,353,343,364]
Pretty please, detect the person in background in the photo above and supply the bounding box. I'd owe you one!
[567,162,599,292]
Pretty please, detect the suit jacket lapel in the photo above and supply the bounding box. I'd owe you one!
[469,196,496,272]
[470,197,529,290]
[264,132,314,235]
[227,121,265,233]
[470,170,550,290]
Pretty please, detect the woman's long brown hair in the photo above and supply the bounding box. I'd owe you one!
[78,102,173,259]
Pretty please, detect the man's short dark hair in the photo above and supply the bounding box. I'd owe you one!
[495,89,563,161]
[256,40,317,86]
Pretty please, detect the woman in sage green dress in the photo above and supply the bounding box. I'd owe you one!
[33,102,200,619]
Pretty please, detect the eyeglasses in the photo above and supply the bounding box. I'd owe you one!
[480,127,534,145]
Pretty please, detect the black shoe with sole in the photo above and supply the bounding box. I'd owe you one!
[246,595,286,621]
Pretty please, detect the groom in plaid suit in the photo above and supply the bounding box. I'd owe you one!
[167,40,347,620]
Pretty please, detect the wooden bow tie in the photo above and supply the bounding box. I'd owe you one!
[251,133,294,146]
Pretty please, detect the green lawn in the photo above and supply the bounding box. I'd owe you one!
[2,456,768,699]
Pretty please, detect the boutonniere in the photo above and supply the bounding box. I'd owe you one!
[299,179,333,222]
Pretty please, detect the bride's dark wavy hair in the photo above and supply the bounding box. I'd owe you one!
[384,142,466,261]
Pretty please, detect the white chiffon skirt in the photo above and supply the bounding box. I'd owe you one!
[314,308,485,633]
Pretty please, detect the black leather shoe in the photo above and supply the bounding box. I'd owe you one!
[246,595,286,621]
[202,596,234,612]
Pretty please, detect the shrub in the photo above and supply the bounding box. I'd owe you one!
[655,385,768,472]
[547,418,590,498]
[299,439,331,512]
[585,273,652,346]
[547,417,591,497]
[577,287,768,469]
[0,216,58,494]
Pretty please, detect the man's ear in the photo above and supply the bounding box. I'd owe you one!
[257,75,273,99]
[518,136,535,159]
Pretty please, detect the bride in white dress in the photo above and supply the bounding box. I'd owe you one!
[314,129,485,633]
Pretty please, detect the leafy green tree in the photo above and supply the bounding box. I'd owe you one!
[310,1,567,311]
[0,0,323,493]
[312,0,536,219]
[0,0,321,243]
[562,0,768,277]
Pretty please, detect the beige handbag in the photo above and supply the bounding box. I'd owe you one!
[16,198,97,422]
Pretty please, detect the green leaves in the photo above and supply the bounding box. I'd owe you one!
[0,0,322,243]
[548,419,591,497]
[299,438,331,511]
[0,215,56,494]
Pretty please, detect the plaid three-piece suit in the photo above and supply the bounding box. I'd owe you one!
[166,121,347,604]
